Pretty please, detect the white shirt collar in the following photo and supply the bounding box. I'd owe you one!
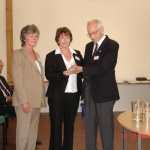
[97,35,106,47]
[55,46,77,55]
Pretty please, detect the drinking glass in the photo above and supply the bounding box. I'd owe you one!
[132,100,143,122]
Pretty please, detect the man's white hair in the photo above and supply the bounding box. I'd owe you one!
[87,19,103,29]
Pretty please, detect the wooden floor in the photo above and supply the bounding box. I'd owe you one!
[0,112,150,150]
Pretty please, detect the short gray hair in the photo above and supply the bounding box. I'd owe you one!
[20,24,40,47]
[87,19,103,29]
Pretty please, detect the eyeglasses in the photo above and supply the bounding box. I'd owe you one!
[87,28,101,37]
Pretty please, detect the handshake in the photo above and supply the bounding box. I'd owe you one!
[63,64,82,76]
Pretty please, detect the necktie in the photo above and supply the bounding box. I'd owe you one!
[92,43,98,59]
[0,79,11,97]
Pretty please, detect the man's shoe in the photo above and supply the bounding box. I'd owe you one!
[36,140,42,145]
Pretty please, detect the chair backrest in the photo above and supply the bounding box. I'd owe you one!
[5,113,10,118]
[0,116,5,124]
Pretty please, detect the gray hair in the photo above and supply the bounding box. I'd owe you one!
[87,19,103,29]
[20,24,40,47]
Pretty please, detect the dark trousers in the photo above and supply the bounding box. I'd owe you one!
[0,102,16,117]
[84,84,115,150]
[48,92,79,150]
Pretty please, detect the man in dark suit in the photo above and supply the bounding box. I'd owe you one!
[64,19,120,150]
[0,59,16,117]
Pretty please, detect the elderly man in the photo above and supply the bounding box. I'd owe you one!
[0,59,15,116]
[64,19,120,150]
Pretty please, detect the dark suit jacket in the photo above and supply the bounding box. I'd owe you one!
[0,75,11,115]
[45,49,83,100]
[82,35,120,103]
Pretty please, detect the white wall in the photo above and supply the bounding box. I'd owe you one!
[0,0,150,112]
[12,0,150,81]
[1,0,150,81]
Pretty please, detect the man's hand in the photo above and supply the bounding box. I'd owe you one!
[6,96,12,102]
[22,102,30,113]
[63,66,83,76]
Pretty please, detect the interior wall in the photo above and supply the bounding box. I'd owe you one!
[0,0,6,77]
[1,0,150,81]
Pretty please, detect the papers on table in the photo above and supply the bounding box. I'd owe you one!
[139,80,150,83]
[116,80,150,84]
[116,80,129,84]
[127,81,141,84]
[126,80,150,84]
[116,80,125,83]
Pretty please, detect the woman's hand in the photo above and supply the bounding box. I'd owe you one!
[63,65,77,76]
[22,102,31,113]
[63,66,82,76]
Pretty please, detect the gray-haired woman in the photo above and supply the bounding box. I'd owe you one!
[12,24,46,150]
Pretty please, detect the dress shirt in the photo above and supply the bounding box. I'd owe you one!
[92,35,106,54]
[35,60,41,74]
[55,47,77,93]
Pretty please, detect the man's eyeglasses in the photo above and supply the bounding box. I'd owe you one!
[87,28,101,37]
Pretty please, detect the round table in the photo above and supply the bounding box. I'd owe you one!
[117,110,150,150]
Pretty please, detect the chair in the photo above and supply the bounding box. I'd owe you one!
[0,116,5,150]
[5,113,10,145]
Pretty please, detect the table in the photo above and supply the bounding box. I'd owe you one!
[117,110,150,150]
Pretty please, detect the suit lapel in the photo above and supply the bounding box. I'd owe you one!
[56,54,67,71]
[22,47,40,74]
[89,43,94,60]
[97,35,109,59]
[73,53,81,66]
